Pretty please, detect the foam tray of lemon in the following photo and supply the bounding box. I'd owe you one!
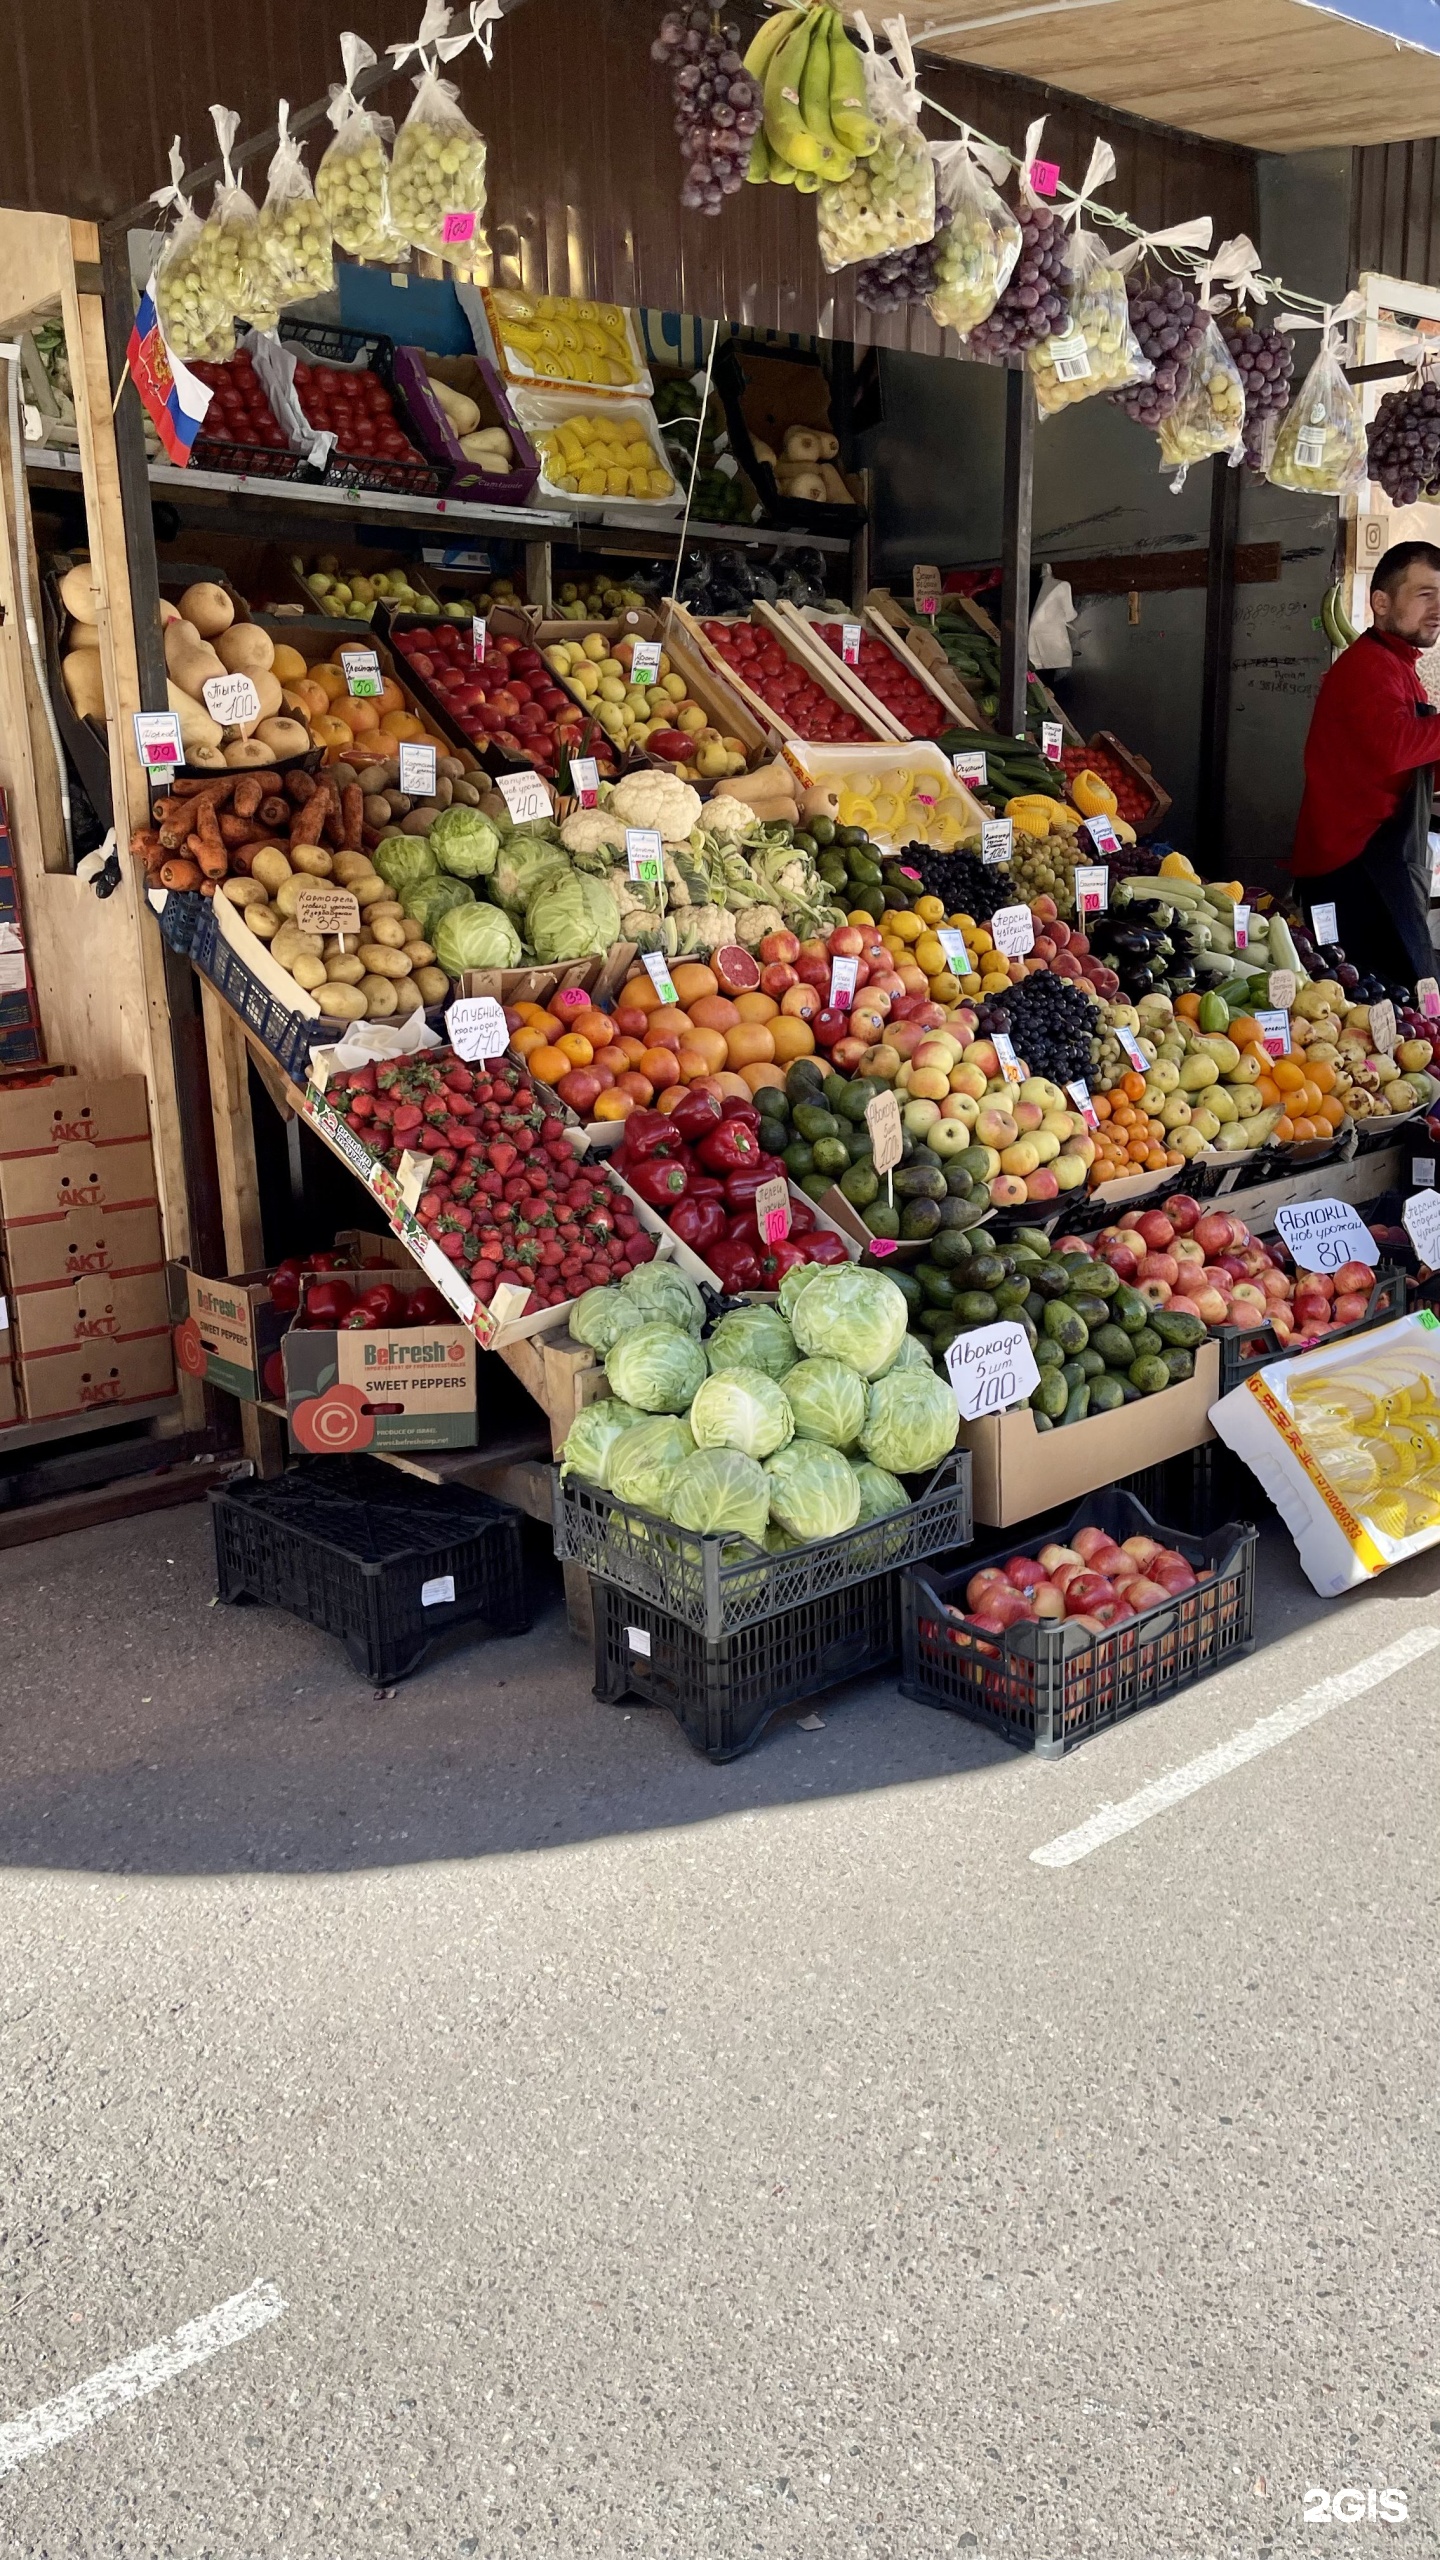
[1210,1311,1440,1594]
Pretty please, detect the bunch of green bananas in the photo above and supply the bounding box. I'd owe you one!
[744,3,880,194]
[1320,580,1359,653]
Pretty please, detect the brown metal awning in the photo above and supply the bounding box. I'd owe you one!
[898,0,1440,149]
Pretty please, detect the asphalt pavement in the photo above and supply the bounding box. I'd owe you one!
[0,1497,1436,2557]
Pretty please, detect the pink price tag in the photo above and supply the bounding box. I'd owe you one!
[915,792,938,808]
[755,1176,790,1246]
[1420,977,1440,1021]
[442,209,477,246]
[868,1238,898,1259]
[763,1207,789,1245]
[1029,159,1060,196]
[552,984,592,1017]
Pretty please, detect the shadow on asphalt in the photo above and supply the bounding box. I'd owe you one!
[0,1503,1014,1877]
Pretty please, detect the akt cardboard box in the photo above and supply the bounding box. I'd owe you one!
[17,1331,175,1424]
[14,1268,169,1360]
[5,1204,165,1293]
[959,1341,1220,1528]
[167,1263,286,1403]
[0,1071,163,1290]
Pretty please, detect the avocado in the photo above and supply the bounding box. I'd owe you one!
[894,1164,947,1202]
[1062,1383,1091,1425]
[1033,1335,1065,1371]
[942,1165,975,1200]
[792,1105,840,1143]
[783,1141,815,1178]
[1012,1226,1056,1258]
[1077,1347,1106,1379]
[811,1138,850,1176]
[954,1289,999,1324]
[1130,1325,1163,1362]
[863,1200,900,1238]
[1161,1346,1195,1382]
[1033,1265,1074,1301]
[1067,1293,1112,1333]
[901,1198,943,1239]
[1042,1302,1090,1353]
[1091,1321,1137,1369]
[1032,1410,1055,1433]
[1088,1373,1126,1412]
[836,1077,881,1124]
[994,1277,1032,1313]
[1151,1305,1205,1350]
[967,1253,1006,1292]
[889,1271,923,1312]
[1079,1259,1119,1298]
[1112,1285,1151,1333]
[1031,1372,1068,1420]
[916,1264,956,1308]
[1128,1354,1172,1395]
[1060,1358,1088,1391]
[838,1161,878,1205]
[931,1227,977,1269]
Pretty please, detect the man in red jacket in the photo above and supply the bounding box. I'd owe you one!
[1293,540,1440,984]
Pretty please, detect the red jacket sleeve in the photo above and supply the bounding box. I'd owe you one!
[1362,684,1440,775]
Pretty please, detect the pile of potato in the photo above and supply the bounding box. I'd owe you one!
[223,841,447,1023]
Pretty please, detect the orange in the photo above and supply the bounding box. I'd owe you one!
[671,962,719,1007]
[725,1023,775,1068]
[621,975,666,1015]
[675,1048,714,1083]
[1175,992,1202,1020]
[614,1073,653,1105]
[313,663,349,702]
[1292,1115,1319,1141]
[646,1006,694,1043]
[1273,1058,1304,1092]
[1145,1145,1168,1171]
[556,1033,594,1068]
[1227,1016,1262,1051]
[1318,1094,1345,1127]
[638,1047,678,1087]
[733,990,778,1023]
[654,1082,687,1112]
[769,1017,816,1062]
[1256,1076,1281,1108]
[682,1025,729,1073]
[568,1007,615,1049]
[290,679,330,719]
[593,1090,636,1121]
[345,698,382,735]
[740,1063,787,1095]
[375,679,406,718]
[1121,1072,1147,1103]
[271,644,310,685]
[1299,1079,1324,1116]
[1273,1114,1295,1142]
[711,1072,755,1101]
[689,993,741,1033]
[1309,1059,1337,1093]
[514,1001,558,1030]
[311,713,354,750]
[379,710,424,741]
[526,1046,571,1085]
[510,1026,550,1060]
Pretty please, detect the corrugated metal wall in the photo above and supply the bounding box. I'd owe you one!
[0,0,1256,349]
[1350,137,1440,287]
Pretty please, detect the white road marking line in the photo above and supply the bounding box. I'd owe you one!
[0,2279,285,2478]
[1031,1625,1440,1870]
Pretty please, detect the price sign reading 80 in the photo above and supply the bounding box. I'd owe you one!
[1274,1196,1379,1276]
[945,1320,1041,1422]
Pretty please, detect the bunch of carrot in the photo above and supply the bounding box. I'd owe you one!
[130,768,365,895]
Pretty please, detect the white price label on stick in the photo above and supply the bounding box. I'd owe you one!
[628,640,661,687]
[1067,1077,1099,1129]
[398,740,437,799]
[981,818,1013,867]
[1041,719,1064,763]
[642,951,679,1006]
[471,615,487,659]
[569,754,600,809]
[937,927,972,975]
[1117,1027,1148,1072]
[1417,975,1440,1021]
[1255,1008,1290,1058]
[1274,1196,1380,1275]
[625,827,664,884]
[1412,1158,1436,1188]
[1074,863,1109,914]
[828,954,859,1010]
[991,1031,1023,1084]
[200,671,261,727]
[1268,970,1298,1013]
[340,647,382,698]
[496,769,553,826]
[1369,999,1397,1055]
[866,1088,903,1177]
[445,997,508,1062]
[841,621,862,666]
[946,1320,1041,1422]
[133,710,182,771]
[1081,815,1119,856]
[1404,1187,1440,1266]
[989,904,1034,958]
[1310,901,1338,947]
[1233,902,1250,951]
[953,750,987,788]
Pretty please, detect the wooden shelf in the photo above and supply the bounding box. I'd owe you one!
[0,1395,182,1457]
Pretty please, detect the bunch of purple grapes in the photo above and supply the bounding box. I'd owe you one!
[1219,308,1294,468]
[652,7,763,215]
[854,211,950,314]
[1366,377,1440,506]
[965,207,1068,359]
[1111,267,1205,427]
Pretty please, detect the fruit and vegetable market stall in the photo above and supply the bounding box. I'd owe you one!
[2,2,1439,1745]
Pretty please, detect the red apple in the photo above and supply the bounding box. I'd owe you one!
[1194,1211,1238,1257]
[1332,1291,1369,1324]
[1138,1252,1179,1288]
[1138,1278,1173,1308]
[1037,1543,1083,1574]
[1123,1575,1172,1611]
[1072,1526,1115,1563]
[1030,1583,1067,1621]
[1135,1209,1176,1250]
[1072,1598,1135,1631]
[1188,1286,1232,1325]
[758,929,800,967]
[760,962,798,998]
[1098,1243,1140,1283]
[1260,1269,1291,1303]
[1065,1571,1117,1613]
[966,1566,1007,1611]
[976,1583,1031,1630]
[1333,1260,1375,1295]
[1005,1554,1049,1593]
[1167,1193,1201,1232]
[1120,1535,1162,1566]
[1171,1238,1206,1266]
[1153,1559,1197,1595]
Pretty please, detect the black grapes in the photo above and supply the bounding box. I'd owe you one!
[1366,377,1440,507]
[653,7,763,215]
[1218,308,1294,469]
[854,212,950,313]
[1111,269,1205,428]
[965,207,1069,359]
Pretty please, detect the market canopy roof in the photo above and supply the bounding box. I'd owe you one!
[900,0,1440,149]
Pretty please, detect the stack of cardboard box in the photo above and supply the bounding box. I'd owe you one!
[0,1073,175,1426]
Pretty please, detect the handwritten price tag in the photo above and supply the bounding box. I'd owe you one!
[946,1319,1041,1421]
[1369,999,1397,1055]
[829,954,859,1009]
[1418,975,1440,1021]
[497,769,553,825]
[1268,970,1298,1012]
[445,996,508,1062]
[1041,719,1063,764]
[937,927,972,974]
[626,827,664,884]
[570,754,600,809]
[755,1176,790,1246]
[912,564,941,617]
[628,640,662,687]
[991,1031,1023,1084]
[1233,902,1250,952]
[841,621,862,667]
[340,648,382,698]
[398,740,437,799]
[201,671,261,727]
[133,710,182,771]
[1255,1008,1291,1058]
[1067,1077,1099,1129]
[1310,900,1338,948]
[981,818,1013,867]
[866,1089,903,1177]
[441,208,477,246]
[642,951,679,1006]
[1081,816,1119,856]
[1404,1186,1440,1265]
[1274,1196,1379,1275]
[1117,1027,1148,1072]
[1074,863,1109,915]
[952,750,987,787]
[989,904,1034,958]
[293,885,362,937]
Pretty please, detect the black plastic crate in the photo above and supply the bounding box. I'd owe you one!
[554,1452,970,1643]
[277,317,443,500]
[192,431,309,483]
[593,1571,898,1760]
[212,1455,530,1682]
[1215,1263,1406,1395]
[900,1488,1256,1758]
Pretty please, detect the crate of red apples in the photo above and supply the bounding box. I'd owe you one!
[1077,1194,1405,1374]
[389,620,598,781]
[900,1488,1257,1755]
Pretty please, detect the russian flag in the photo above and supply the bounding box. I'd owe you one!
[126,280,212,467]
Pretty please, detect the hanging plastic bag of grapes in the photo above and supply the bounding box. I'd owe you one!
[1210,234,1294,471]
[256,102,335,306]
[195,107,279,334]
[653,7,763,215]
[316,33,410,266]
[815,15,935,274]
[1268,292,1367,497]
[1108,215,1213,430]
[1367,347,1440,507]
[1029,141,1151,417]
[964,118,1070,362]
[385,0,489,278]
[151,140,233,363]
[1156,271,1247,487]
[925,129,1021,337]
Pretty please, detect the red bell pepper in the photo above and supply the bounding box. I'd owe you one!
[683,1172,726,1204]
[761,1236,812,1285]
[669,1195,728,1255]
[718,1097,761,1129]
[668,1089,724,1143]
[787,1198,817,1234]
[724,1166,779,1210]
[696,1119,760,1175]
[709,1238,764,1292]
[724,1210,760,1242]
[621,1109,684,1162]
[627,1157,690,1209]
[801,1229,850,1264]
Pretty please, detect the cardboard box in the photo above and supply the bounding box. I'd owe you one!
[0,1071,151,1163]
[168,1263,286,1402]
[0,1360,15,1427]
[960,1341,1220,1528]
[283,1314,477,1452]
[16,1331,175,1424]
[3,1204,165,1293]
[14,1268,169,1361]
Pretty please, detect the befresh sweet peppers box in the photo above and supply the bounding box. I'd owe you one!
[281,1268,476,1452]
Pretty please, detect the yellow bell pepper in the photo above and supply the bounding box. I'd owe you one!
[1069,768,1119,820]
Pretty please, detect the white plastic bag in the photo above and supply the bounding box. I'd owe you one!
[1268,293,1367,496]
[1156,288,1246,486]
[1029,142,1150,417]
[925,129,1021,339]
[1028,565,1077,671]
[1210,233,1294,471]
[1108,217,1213,429]
[195,107,278,333]
[965,117,1069,361]
[386,0,489,276]
[256,101,335,305]
[816,15,934,274]
[151,140,232,362]
[316,34,410,265]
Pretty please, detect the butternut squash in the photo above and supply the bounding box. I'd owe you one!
[178,581,234,638]
[253,715,310,760]
[222,739,277,768]
[165,618,227,698]
[68,623,101,652]
[167,680,224,755]
[62,650,107,721]
[58,563,100,624]
[214,624,275,678]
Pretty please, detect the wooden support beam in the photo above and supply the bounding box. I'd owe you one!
[998,366,1035,744]
[1050,541,1282,597]
[1197,452,1242,859]
[201,980,284,1478]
